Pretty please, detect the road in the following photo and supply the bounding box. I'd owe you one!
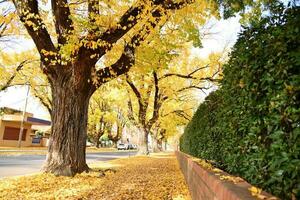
[0,151,136,178]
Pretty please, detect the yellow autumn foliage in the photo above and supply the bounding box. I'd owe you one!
[0,153,191,200]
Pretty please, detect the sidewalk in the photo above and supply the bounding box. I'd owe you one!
[0,153,191,200]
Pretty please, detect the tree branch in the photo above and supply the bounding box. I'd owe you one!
[126,75,141,100]
[0,60,29,92]
[51,0,74,45]
[127,98,139,127]
[162,109,191,121]
[126,74,152,127]
[13,0,56,54]
[153,0,194,9]
[159,65,209,80]
[95,43,135,85]
[13,0,58,78]
[93,7,165,86]
[126,75,147,125]
[176,85,210,93]
[88,0,100,34]
[32,86,52,115]
[147,71,161,129]
[83,0,194,59]
[0,9,12,38]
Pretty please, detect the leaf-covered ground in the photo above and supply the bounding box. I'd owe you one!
[0,153,190,200]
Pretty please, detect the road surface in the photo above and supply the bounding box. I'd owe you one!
[0,151,136,178]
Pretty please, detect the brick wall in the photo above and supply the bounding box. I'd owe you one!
[176,151,278,200]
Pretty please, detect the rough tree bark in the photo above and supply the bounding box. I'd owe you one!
[43,60,94,176]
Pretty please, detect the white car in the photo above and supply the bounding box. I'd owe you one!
[117,143,128,150]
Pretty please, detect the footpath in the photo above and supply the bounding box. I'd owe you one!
[0,153,191,200]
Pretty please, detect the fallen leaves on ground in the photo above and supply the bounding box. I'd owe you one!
[219,175,244,184]
[0,153,191,200]
[192,158,214,170]
[192,158,245,185]
[248,186,278,200]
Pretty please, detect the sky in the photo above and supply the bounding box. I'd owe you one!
[0,85,50,119]
[0,10,241,120]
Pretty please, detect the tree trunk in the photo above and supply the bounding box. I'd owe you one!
[43,71,93,176]
[137,128,149,155]
[108,122,122,147]
[157,139,163,152]
[96,137,101,148]
[164,140,167,151]
[95,129,104,148]
[152,137,159,153]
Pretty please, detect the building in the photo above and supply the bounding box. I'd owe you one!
[0,107,51,147]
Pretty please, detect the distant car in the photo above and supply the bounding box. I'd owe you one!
[117,143,128,150]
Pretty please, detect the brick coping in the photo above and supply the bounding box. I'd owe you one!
[175,151,279,200]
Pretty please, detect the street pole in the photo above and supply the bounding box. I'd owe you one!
[17,83,30,148]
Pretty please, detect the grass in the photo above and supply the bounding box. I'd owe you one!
[0,153,190,200]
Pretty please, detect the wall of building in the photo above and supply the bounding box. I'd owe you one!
[0,120,32,147]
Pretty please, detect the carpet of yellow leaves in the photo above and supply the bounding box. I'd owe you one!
[0,153,190,200]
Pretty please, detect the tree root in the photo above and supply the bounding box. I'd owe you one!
[43,163,90,177]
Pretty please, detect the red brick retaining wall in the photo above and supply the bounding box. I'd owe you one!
[175,151,278,200]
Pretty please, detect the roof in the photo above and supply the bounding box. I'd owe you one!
[1,115,51,126]
[27,117,51,126]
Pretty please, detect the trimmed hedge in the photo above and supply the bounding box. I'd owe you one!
[180,5,300,199]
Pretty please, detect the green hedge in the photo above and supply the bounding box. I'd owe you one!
[180,5,300,199]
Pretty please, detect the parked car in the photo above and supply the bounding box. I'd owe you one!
[117,143,128,150]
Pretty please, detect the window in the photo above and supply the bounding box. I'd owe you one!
[3,127,27,141]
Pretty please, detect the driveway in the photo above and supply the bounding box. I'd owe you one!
[0,151,136,178]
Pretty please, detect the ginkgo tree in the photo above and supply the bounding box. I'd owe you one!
[126,48,223,154]
[6,0,263,176]
[10,0,197,176]
[88,91,111,148]
[123,12,225,154]
[88,81,128,147]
